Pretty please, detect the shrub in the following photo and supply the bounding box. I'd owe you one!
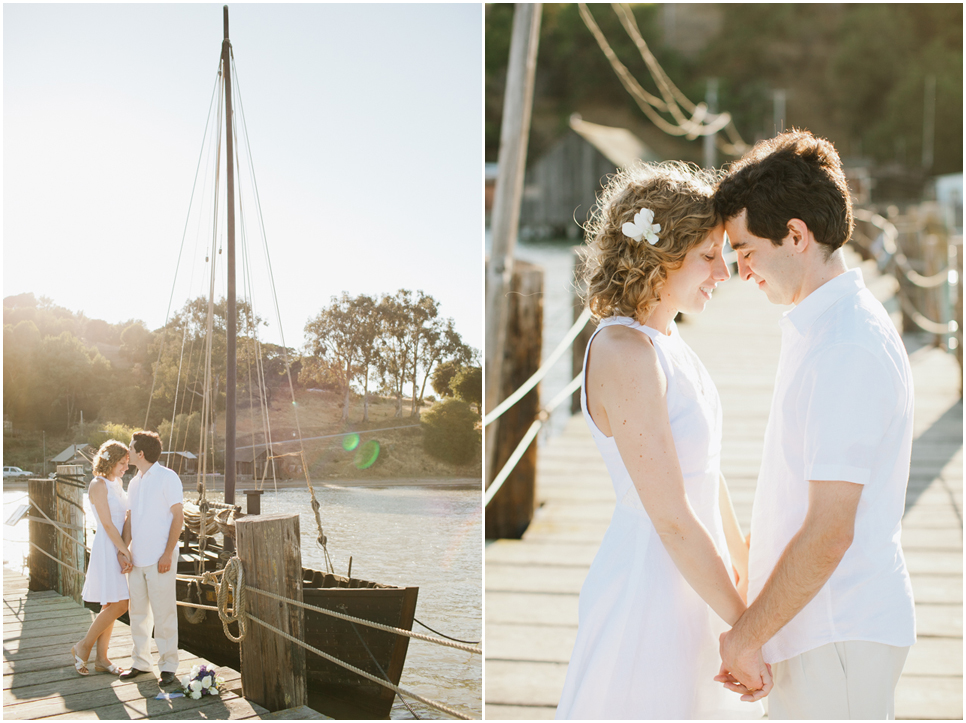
[421,399,480,465]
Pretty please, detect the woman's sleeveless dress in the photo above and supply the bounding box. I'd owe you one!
[81,476,130,605]
[555,317,763,720]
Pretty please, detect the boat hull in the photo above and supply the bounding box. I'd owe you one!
[175,556,418,719]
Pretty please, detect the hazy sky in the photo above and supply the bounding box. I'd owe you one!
[4,3,483,352]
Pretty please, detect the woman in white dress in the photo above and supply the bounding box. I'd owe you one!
[70,440,132,676]
[555,162,770,719]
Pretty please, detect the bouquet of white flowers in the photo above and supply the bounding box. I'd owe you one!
[180,664,225,700]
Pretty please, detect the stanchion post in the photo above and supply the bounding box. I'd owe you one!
[56,467,86,603]
[235,513,306,711]
[28,478,57,592]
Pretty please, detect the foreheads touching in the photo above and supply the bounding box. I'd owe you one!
[581,161,721,323]
[130,431,162,464]
[714,130,854,259]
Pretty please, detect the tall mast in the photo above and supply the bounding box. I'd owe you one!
[222,4,237,506]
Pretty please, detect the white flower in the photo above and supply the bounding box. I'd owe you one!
[214,676,224,686]
[190,665,200,677]
[201,675,212,689]
[181,675,190,688]
[208,686,220,695]
[622,207,662,245]
[190,691,202,700]
[190,680,203,692]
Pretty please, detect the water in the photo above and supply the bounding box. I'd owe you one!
[2,483,482,720]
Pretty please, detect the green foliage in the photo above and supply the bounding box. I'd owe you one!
[88,422,137,450]
[486,3,963,178]
[431,360,462,398]
[421,399,480,466]
[158,412,204,455]
[450,366,482,415]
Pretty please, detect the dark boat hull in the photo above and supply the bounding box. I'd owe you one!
[174,555,418,719]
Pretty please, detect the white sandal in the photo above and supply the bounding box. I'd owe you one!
[69,645,89,676]
[94,662,124,675]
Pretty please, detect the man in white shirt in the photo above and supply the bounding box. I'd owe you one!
[118,431,185,687]
[712,130,916,719]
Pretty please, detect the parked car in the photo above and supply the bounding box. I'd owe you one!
[3,466,33,479]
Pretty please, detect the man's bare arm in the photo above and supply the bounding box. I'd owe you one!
[717,479,862,699]
[157,504,184,574]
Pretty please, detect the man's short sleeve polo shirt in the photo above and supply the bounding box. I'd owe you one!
[748,269,916,664]
[128,463,184,568]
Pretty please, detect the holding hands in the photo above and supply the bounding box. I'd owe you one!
[716,628,772,702]
[116,548,133,574]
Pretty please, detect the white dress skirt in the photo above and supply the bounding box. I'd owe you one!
[81,476,130,605]
[555,317,764,720]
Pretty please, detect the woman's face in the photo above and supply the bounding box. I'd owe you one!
[661,224,731,316]
[112,454,130,479]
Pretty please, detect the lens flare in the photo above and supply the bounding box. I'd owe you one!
[342,433,360,451]
[353,440,380,469]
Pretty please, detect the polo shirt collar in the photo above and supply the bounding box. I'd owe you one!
[783,268,864,336]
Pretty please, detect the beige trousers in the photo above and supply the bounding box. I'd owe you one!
[128,564,179,673]
[768,641,910,720]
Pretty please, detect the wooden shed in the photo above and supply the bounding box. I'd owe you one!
[520,115,661,239]
[159,451,198,476]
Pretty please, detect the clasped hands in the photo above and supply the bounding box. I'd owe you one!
[716,627,773,702]
[116,548,133,574]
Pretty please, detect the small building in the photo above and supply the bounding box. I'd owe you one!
[235,446,278,480]
[51,444,94,471]
[159,451,198,476]
[520,115,662,239]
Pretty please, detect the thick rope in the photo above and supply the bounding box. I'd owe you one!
[27,541,86,577]
[244,612,473,720]
[213,557,247,643]
[244,586,481,655]
[28,500,90,551]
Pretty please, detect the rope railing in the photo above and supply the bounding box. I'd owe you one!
[484,307,592,427]
[854,209,959,335]
[486,372,584,508]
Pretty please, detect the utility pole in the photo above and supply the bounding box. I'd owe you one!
[484,3,541,483]
[772,89,786,136]
[922,74,936,172]
[703,78,719,169]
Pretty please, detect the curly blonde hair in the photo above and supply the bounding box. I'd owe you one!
[580,161,720,323]
[92,440,129,478]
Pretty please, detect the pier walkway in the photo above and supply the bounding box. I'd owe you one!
[485,253,963,719]
[2,568,324,720]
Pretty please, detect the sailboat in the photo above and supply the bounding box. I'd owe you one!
[159,8,419,719]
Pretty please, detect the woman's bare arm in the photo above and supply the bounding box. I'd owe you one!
[89,480,131,561]
[718,473,749,603]
[589,327,745,627]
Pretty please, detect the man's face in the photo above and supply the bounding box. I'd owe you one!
[724,209,803,306]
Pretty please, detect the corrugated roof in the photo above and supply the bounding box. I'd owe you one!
[569,115,661,168]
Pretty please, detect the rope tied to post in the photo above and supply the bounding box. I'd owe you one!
[214,556,247,643]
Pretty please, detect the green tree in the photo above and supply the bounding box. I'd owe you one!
[421,398,480,465]
[451,365,482,416]
[431,360,462,398]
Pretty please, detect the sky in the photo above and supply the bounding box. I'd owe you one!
[3,3,483,353]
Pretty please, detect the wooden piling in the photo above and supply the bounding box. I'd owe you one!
[486,259,543,539]
[27,478,57,592]
[235,512,307,711]
[55,467,86,603]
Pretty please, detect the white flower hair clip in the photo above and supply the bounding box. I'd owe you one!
[622,207,662,245]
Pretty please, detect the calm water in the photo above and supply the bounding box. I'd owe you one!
[3,484,482,720]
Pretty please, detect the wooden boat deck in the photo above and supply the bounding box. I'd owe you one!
[2,569,328,720]
[485,255,963,719]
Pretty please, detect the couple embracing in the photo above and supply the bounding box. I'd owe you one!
[556,130,915,720]
[70,430,186,688]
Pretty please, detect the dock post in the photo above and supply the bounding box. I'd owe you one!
[235,513,306,711]
[55,467,86,603]
[486,259,543,539]
[27,478,57,592]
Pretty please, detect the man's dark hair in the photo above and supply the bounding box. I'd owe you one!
[131,431,162,464]
[715,130,854,255]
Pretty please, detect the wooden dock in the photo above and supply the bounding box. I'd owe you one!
[485,253,963,719]
[2,568,326,720]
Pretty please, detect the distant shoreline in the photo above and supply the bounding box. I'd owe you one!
[4,476,482,493]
